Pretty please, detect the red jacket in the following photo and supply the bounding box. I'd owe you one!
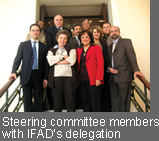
[76,45,104,86]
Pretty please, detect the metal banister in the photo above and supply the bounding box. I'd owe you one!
[131,75,150,112]
[0,68,21,98]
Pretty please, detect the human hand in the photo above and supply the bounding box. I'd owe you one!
[43,79,48,88]
[134,71,145,78]
[108,68,118,74]
[8,73,17,80]
[63,55,69,59]
[96,80,101,86]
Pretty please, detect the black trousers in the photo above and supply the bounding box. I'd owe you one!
[51,77,75,112]
[79,81,101,112]
[110,76,132,112]
[101,83,111,112]
[22,70,43,112]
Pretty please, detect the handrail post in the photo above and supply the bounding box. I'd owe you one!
[6,90,9,112]
[144,85,148,112]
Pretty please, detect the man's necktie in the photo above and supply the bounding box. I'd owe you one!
[77,38,80,47]
[112,41,116,68]
[32,41,37,70]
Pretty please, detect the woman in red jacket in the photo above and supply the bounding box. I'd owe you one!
[76,30,104,112]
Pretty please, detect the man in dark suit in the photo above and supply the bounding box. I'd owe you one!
[45,15,72,50]
[107,26,144,112]
[9,24,48,112]
[67,24,82,109]
[67,24,82,49]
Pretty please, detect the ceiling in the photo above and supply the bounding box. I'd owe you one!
[38,0,108,17]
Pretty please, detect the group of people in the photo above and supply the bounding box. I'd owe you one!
[9,14,144,112]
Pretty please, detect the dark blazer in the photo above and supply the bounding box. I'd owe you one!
[45,26,72,50]
[100,39,108,70]
[11,40,48,85]
[67,36,80,49]
[76,45,104,86]
[108,37,140,83]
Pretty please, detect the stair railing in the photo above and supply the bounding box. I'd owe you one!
[0,68,23,112]
[131,75,150,112]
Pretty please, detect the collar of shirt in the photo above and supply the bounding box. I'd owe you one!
[54,45,65,51]
[31,38,39,47]
[56,27,63,30]
[113,37,120,44]
[75,35,79,40]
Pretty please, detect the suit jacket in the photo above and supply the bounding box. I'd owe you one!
[76,45,104,86]
[11,40,49,85]
[100,39,108,70]
[106,35,112,46]
[108,37,140,83]
[67,36,80,49]
[45,26,72,50]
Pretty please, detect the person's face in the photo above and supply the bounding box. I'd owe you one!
[54,15,63,28]
[30,25,41,40]
[93,29,100,40]
[103,23,111,34]
[110,26,120,40]
[57,34,67,48]
[82,21,90,31]
[74,26,82,36]
[37,21,44,31]
[81,32,91,47]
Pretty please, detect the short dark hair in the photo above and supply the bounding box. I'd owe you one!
[73,24,81,30]
[103,22,111,27]
[36,20,44,24]
[78,30,94,45]
[55,29,71,42]
[29,24,40,31]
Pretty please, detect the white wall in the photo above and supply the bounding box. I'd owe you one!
[0,0,40,111]
[108,0,150,111]
[108,0,150,82]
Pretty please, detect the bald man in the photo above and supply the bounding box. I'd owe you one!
[45,15,71,50]
[107,26,144,112]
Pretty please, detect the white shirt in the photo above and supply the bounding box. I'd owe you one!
[31,39,39,69]
[47,45,76,77]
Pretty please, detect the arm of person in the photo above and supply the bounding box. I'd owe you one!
[65,49,76,66]
[134,71,145,78]
[56,49,76,65]
[95,46,104,83]
[44,45,49,80]
[125,39,140,72]
[56,60,70,65]
[107,67,118,74]
[46,50,64,66]
[96,80,101,87]
[10,43,23,77]
[8,73,17,80]
[125,39,144,78]
[43,79,48,88]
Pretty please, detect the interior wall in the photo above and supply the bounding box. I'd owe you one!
[116,0,150,86]
[0,0,40,110]
[109,0,150,111]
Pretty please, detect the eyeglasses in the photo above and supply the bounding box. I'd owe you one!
[83,23,90,25]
